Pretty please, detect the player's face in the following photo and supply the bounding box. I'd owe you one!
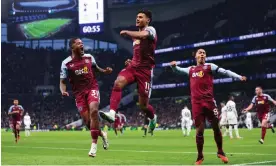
[195,49,206,65]
[136,13,149,28]
[255,87,262,96]
[13,100,18,105]
[72,39,84,56]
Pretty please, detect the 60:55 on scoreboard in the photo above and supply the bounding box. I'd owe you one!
[78,0,104,34]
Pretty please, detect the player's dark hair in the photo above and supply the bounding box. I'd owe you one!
[138,9,152,23]
[69,37,79,49]
[192,48,205,57]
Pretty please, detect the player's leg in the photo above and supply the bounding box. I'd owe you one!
[228,125,233,139]
[181,120,186,136]
[205,102,228,164]
[88,101,100,157]
[100,67,135,122]
[136,69,156,133]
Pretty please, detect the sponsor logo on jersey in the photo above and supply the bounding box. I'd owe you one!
[258,100,265,104]
[75,66,89,75]
[133,39,140,45]
[192,71,204,78]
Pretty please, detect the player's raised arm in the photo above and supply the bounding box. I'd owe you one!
[90,55,113,74]
[60,61,69,96]
[120,27,156,40]
[243,97,255,112]
[170,61,190,75]
[266,94,276,105]
[209,63,247,81]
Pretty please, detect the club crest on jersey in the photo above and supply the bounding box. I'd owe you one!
[192,71,204,78]
[133,39,140,45]
[75,66,89,75]
[85,59,90,63]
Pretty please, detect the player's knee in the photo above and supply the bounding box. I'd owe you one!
[114,77,127,89]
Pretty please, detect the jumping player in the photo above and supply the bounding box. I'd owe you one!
[170,48,247,164]
[219,102,228,137]
[100,9,157,133]
[243,87,276,144]
[226,96,241,139]
[8,99,24,143]
[60,38,112,157]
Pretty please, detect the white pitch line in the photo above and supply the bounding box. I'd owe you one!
[233,160,276,165]
[2,146,276,156]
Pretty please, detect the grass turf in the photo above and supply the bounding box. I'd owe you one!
[20,18,71,39]
[2,129,276,165]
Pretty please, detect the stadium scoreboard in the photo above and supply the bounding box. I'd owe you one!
[78,0,104,35]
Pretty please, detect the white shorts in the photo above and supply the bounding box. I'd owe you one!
[220,117,228,125]
[227,117,237,125]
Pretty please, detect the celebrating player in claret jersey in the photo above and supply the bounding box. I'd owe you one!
[8,99,24,143]
[243,87,276,144]
[226,96,241,139]
[100,10,158,133]
[170,48,247,165]
[219,102,229,137]
[181,106,192,136]
[60,38,112,157]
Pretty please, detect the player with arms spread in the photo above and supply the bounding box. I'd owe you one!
[170,48,246,165]
[100,10,157,133]
[243,86,276,144]
[60,38,112,157]
[8,99,24,143]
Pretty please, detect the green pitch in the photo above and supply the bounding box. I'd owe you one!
[2,129,276,165]
[20,18,71,39]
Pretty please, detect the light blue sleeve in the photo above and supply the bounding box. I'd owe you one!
[19,105,24,111]
[264,94,274,102]
[8,106,13,113]
[171,66,190,75]
[91,55,97,66]
[251,96,256,104]
[60,62,68,79]
[145,26,156,40]
[209,63,242,79]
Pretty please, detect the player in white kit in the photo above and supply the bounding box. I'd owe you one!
[245,112,253,130]
[23,112,31,137]
[181,106,192,136]
[219,102,229,137]
[226,96,241,139]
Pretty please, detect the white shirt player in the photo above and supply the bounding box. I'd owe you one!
[226,100,238,125]
[220,106,228,125]
[182,108,191,120]
[24,114,31,129]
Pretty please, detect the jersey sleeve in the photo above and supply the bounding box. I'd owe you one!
[172,66,191,75]
[60,61,68,79]
[145,26,156,40]
[209,63,242,80]
[8,106,13,113]
[251,96,256,104]
[265,94,274,102]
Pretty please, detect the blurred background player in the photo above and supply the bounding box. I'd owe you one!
[8,99,24,143]
[219,102,229,137]
[170,48,246,164]
[243,86,276,144]
[60,38,112,157]
[245,112,253,130]
[226,96,241,139]
[118,112,126,134]
[181,106,192,136]
[100,10,158,133]
[23,112,31,137]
